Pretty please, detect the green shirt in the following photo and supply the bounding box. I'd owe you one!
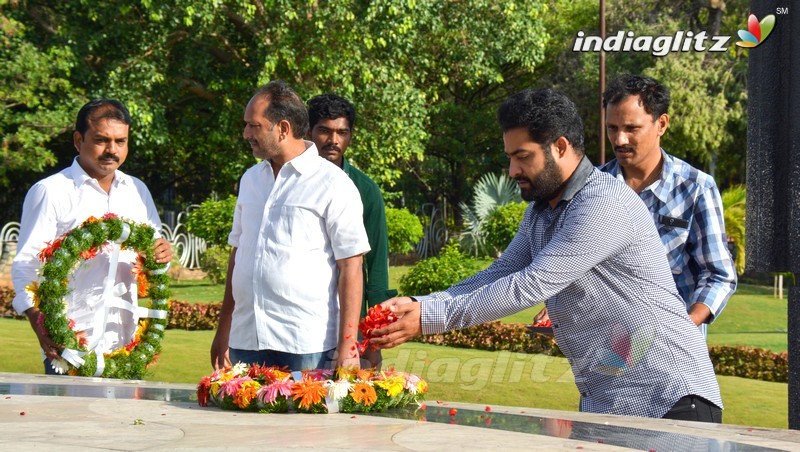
[342,158,397,312]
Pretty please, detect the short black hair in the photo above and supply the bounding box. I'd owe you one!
[497,88,585,154]
[307,94,356,131]
[75,99,131,135]
[603,74,670,120]
[253,80,309,139]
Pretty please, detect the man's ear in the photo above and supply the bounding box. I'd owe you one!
[553,136,570,158]
[656,114,669,137]
[278,119,292,140]
[73,131,83,153]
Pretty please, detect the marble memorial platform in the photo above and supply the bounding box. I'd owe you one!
[1,372,799,450]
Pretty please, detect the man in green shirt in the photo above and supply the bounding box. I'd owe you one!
[308,94,396,368]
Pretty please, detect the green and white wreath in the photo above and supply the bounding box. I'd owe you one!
[29,213,170,379]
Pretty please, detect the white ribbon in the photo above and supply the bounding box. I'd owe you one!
[150,262,170,275]
[65,223,170,376]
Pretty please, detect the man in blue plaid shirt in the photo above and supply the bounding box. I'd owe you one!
[600,74,737,334]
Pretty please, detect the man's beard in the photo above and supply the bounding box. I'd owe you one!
[518,152,565,203]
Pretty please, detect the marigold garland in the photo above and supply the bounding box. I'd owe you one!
[198,363,427,414]
[30,213,170,379]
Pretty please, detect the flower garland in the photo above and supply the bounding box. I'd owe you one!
[30,213,170,379]
[197,363,427,414]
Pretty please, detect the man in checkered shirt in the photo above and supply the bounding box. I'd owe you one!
[372,88,723,422]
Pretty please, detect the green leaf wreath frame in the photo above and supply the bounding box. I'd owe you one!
[31,213,170,379]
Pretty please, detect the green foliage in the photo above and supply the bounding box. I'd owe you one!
[385,207,424,255]
[721,184,746,275]
[459,173,521,257]
[185,195,237,247]
[483,202,528,256]
[399,242,483,295]
[199,246,230,285]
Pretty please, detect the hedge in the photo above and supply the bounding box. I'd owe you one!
[0,286,788,383]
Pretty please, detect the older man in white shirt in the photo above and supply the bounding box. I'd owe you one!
[210,81,369,372]
[12,99,173,374]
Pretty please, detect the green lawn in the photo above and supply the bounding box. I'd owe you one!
[0,318,786,428]
[0,274,791,429]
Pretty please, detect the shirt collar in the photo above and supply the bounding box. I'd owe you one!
[69,157,129,189]
[533,156,594,211]
[647,149,674,203]
[605,149,672,203]
[263,141,321,175]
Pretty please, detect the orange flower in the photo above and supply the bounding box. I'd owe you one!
[80,247,99,260]
[81,216,101,226]
[291,377,327,409]
[131,255,148,297]
[355,368,373,382]
[234,380,261,409]
[350,382,377,406]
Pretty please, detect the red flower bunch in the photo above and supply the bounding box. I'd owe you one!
[38,238,63,262]
[357,305,398,353]
[532,317,552,328]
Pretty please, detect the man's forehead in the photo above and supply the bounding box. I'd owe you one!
[86,117,129,134]
[315,117,351,129]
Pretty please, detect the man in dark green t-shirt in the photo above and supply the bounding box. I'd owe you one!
[307,94,397,368]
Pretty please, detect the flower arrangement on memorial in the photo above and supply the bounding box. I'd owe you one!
[28,213,170,379]
[197,362,427,414]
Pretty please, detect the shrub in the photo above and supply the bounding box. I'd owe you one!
[399,242,483,295]
[199,246,231,285]
[459,173,521,257]
[186,195,237,247]
[483,202,528,256]
[386,207,424,255]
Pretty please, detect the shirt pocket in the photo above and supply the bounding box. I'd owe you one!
[656,221,690,273]
[272,205,326,250]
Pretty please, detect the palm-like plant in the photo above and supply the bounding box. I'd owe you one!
[459,173,521,257]
[721,184,746,275]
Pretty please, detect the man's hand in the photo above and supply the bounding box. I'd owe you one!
[210,330,232,370]
[25,307,61,361]
[152,238,173,264]
[369,297,421,349]
[688,303,712,326]
[533,306,550,325]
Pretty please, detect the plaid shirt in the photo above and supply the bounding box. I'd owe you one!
[419,157,722,418]
[601,151,737,328]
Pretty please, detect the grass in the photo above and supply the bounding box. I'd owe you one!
[1,269,791,429]
[0,319,786,428]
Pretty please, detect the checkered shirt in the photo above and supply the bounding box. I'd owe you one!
[601,151,737,329]
[418,157,722,418]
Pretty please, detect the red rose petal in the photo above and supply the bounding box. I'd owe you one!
[485,406,491,412]
[449,408,457,416]
[20,411,25,415]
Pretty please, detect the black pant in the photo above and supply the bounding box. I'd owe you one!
[662,395,722,423]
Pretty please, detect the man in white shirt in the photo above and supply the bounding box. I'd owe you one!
[210,81,369,372]
[12,99,173,374]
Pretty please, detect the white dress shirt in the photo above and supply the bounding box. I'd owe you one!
[228,142,370,354]
[12,158,162,351]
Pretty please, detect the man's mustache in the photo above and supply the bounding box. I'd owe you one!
[322,145,341,153]
[100,153,120,162]
[614,146,634,153]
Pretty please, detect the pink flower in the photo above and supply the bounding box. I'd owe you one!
[257,380,294,404]
[304,368,333,381]
[219,376,250,397]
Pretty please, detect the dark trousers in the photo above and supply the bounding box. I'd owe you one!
[662,395,722,423]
